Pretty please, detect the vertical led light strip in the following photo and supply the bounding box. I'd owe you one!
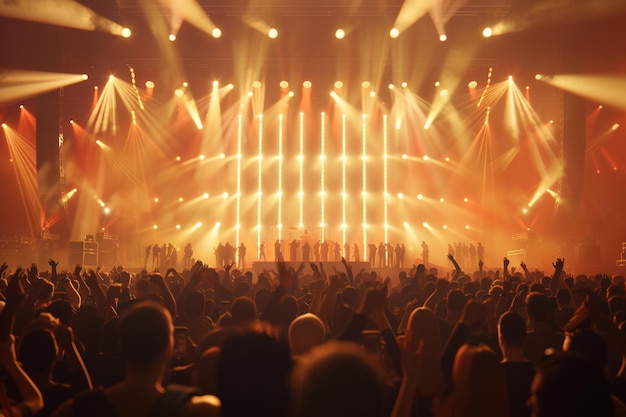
[320,112,326,243]
[362,114,367,260]
[341,113,347,248]
[277,114,284,241]
[383,114,388,246]
[299,112,304,228]
[257,114,263,256]
[236,114,242,260]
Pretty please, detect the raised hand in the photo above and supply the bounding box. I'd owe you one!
[552,258,565,271]
[48,259,59,269]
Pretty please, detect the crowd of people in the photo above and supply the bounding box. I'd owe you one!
[0,253,623,417]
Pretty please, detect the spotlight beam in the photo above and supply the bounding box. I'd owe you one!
[0,70,88,106]
[0,0,129,35]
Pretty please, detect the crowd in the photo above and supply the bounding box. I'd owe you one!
[0,253,622,417]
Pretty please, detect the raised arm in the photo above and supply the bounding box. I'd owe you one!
[150,273,177,319]
[447,254,462,281]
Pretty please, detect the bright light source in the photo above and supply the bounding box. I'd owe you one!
[439,34,447,42]
[422,222,429,227]
[220,153,225,159]
[222,192,228,199]
[174,89,184,97]
[103,207,111,214]
[534,74,542,80]
[196,222,203,228]
[268,28,278,39]
[279,80,289,89]
[202,193,209,199]
[334,80,343,89]
[335,29,345,39]
[403,222,409,227]
[417,194,423,200]
[169,34,176,42]
[443,225,448,230]
[464,198,469,203]
[434,81,440,87]
[439,198,445,203]
[388,84,395,90]
[362,81,371,88]
[397,193,404,199]
[508,75,513,81]
[212,28,222,38]
[95,139,102,146]
[482,27,493,38]
[252,81,262,88]
[599,105,603,109]
[303,80,312,88]
[122,28,132,38]
[175,156,181,161]
[401,82,408,88]
[288,91,295,97]
[369,91,376,97]
[199,154,205,160]
[522,208,528,214]
[178,197,183,202]
[390,28,400,38]
[154,198,159,202]
[423,155,429,161]
[81,74,88,80]
[108,75,115,81]
[176,225,181,230]
[465,225,470,230]
[182,82,188,87]
[153,224,158,230]
[612,123,620,130]
[402,154,408,159]
[69,119,74,124]
[145,80,155,89]
[445,157,450,162]
[439,89,449,97]
[468,80,477,88]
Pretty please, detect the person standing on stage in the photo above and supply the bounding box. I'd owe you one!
[183,243,193,270]
[313,240,320,262]
[274,239,283,261]
[259,241,267,261]
[477,242,485,264]
[238,242,247,270]
[368,243,376,267]
[421,241,429,267]
[302,240,310,263]
[378,242,385,267]
[320,240,329,262]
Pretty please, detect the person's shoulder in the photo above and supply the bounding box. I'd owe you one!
[177,395,221,417]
